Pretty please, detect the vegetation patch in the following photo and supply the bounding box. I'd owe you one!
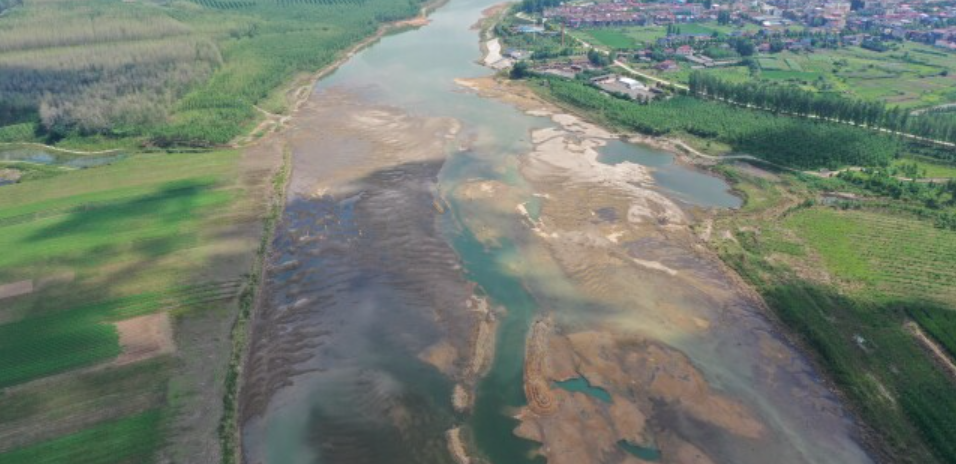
[712,167,956,464]
[0,410,162,464]
[0,0,427,147]
[535,77,899,169]
[784,208,956,304]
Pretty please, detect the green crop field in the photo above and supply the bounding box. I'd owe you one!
[690,45,956,108]
[761,69,821,81]
[784,208,956,305]
[0,148,265,463]
[578,28,638,49]
[711,166,956,464]
[0,410,162,464]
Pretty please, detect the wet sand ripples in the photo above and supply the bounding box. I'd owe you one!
[240,92,478,464]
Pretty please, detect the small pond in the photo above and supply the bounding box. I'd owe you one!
[553,376,612,403]
[0,146,125,168]
[596,140,741,209]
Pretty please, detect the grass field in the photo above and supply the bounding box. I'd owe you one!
[784,208,956,305]
[0,149,266,462]
[576,28,639,49]
[893,156,956,179]
[714,167,956,464]
[574,22,762,50]
[0,410,162,464]
[691,44,956,108]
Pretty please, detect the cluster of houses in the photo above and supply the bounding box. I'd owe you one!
[542,2,706,28]
[537,0,956,50]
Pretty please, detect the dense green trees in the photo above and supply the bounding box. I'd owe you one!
[717,10,731,25]
[510,61,531,79]
[838,170,956,213]
[518,0,561,14]
[587,49,611,67]
[688,72,956,144]
[0,0,426,146]
[543,77,900,169]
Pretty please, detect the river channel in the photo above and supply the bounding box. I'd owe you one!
[239,1,874,463]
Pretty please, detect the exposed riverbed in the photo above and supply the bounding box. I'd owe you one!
[239,1,874,463]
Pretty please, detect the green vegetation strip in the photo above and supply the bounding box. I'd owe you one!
[0,410,162,464]
[909,307,956,360]
[718,181,956,464]
[0,316,120,389]
[219,149,291,464]
[536,77,898,169]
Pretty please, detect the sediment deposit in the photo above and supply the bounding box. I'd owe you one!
[457,76,872,464]
[240,89,488,464]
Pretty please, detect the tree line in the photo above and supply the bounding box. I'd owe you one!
[688,71,956,144]
[541,76,900,169]
[518,0,562,14]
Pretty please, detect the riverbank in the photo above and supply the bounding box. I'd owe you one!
[238,86,487,463]
[231,0,446,149]
[454,69,874,463]
[477,52,956,460]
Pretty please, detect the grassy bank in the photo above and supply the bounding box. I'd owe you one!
[526,77,902,169]
[512,70,956,463]
[712,167,956,464]
[219,148,290,464]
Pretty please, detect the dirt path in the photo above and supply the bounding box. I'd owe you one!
[906,321,956,380]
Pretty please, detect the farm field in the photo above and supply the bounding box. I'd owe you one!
[573,22,763,50]
[893,156,956,179]
[719,45,956,108]
[617,39,956,109]
[712,167,956,464]
[573,28,640,49]
[783,208,956,305]
[0,148,272,462]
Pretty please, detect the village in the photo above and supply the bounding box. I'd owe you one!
[486,0,956,108]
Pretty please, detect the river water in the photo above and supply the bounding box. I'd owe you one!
[240,1,873,463]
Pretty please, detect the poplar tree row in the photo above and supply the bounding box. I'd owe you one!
[688,71,956,144]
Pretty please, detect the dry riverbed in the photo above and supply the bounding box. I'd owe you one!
[454,75,872,464]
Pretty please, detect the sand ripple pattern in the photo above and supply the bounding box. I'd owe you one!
[241,91,477,464]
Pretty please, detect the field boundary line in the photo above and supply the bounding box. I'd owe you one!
[906,320,956,381]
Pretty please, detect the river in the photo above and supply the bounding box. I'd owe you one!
[239,1,874,463]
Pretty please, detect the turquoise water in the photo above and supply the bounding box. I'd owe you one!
[445,208,546,464]
[242,0,876,463]
[619,440,662,462]
[596,140,741,209]
[553,377,613,403]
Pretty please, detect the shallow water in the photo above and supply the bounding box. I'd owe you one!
[0,147,123,168]
[553,377,612,403]
[596,139,741,208]
[240,0,874,463]
[619,440,662,462]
